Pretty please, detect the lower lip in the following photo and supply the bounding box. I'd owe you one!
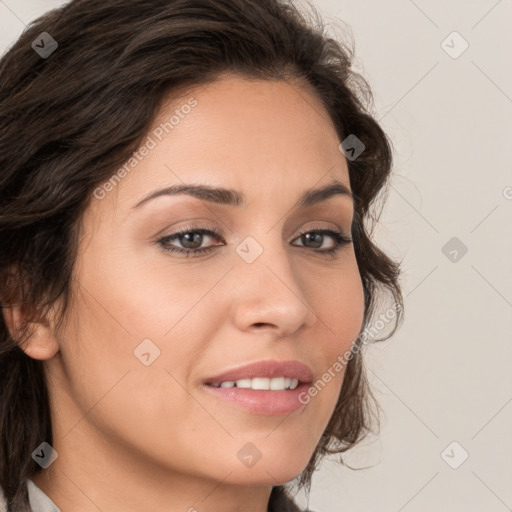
[202,383,311,416]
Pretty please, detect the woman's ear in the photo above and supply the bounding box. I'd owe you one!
[1,264,60,360]
[2,301,60,360]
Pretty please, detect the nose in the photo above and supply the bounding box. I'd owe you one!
[230,241,318,336]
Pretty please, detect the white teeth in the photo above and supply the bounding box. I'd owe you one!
[213,377,300,390]
[235,379,252,388]
[269,377,285,390]
[252,377,270,390]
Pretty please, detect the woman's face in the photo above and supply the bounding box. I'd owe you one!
[42,75,364,490]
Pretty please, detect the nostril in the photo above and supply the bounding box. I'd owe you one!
[253,322,275,328]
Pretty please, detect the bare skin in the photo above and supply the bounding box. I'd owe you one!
[6,74,364,512]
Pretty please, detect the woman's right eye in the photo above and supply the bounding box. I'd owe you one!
[157,227,224,257]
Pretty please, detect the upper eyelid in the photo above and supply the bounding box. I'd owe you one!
[162,225,346,236]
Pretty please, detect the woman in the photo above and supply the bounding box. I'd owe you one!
[0,0,403,510]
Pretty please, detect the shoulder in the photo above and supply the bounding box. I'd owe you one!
[3,482,317,512]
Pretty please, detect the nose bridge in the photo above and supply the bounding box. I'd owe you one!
[230,231,317,333]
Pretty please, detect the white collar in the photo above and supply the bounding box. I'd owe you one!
[27,479,61,512]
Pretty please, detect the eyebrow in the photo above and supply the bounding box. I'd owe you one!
[132,178,353,210]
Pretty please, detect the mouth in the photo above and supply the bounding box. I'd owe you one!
[201,360,314,415]
[206,376,303,391]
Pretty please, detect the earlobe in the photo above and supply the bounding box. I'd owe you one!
[20,322,60,360]
[2,304,60,360]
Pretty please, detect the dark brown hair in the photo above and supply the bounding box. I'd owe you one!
[0,0,403,510]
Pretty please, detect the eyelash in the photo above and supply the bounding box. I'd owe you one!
[157,225,352,258]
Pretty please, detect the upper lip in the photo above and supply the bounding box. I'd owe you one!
[203,360,314,385]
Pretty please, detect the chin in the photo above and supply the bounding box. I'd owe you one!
[214,448,312,486]
[223,466,306,487]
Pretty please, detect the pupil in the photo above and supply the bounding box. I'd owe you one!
[181,232,203,249]
[304,232,322,248]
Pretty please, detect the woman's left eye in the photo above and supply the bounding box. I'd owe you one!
[157,227,352,258]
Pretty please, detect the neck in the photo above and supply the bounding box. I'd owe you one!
[30,422,273,512]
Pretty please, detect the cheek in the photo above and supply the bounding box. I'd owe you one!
[310,256,365,350]
[291,255,364,426]
[55,289,210,467]
[79,231,232,341]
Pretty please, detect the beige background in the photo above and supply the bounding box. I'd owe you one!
[1,1,511,510]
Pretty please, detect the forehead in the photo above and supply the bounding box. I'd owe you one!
[103,75,350,213]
